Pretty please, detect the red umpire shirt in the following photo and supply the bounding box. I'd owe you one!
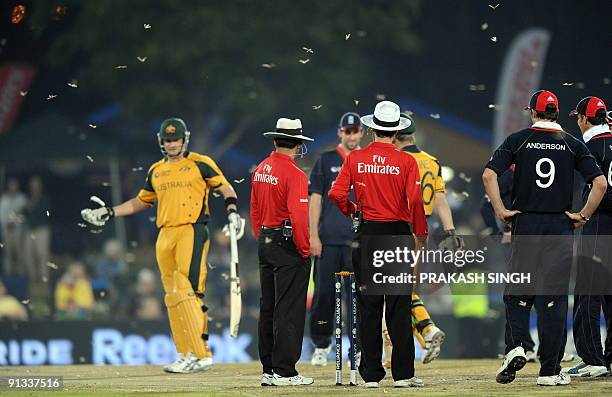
[250,151,310,258]
[328,141,428,236]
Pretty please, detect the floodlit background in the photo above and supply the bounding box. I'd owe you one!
[0,0,609,365]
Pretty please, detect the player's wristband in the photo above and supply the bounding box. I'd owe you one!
[443,229,456,237]
[225,197,238,214]
[579,212,589,222]
[106,207,115,219]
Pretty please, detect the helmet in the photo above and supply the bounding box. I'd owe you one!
[157,118,190,156]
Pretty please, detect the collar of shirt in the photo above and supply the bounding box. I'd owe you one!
[583,124,612,143]
[270,151,296,163]
[369,141,396,150]
[531,121,563,131]
[402,144,421,153]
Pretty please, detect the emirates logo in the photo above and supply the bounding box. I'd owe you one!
[165,125,177,134]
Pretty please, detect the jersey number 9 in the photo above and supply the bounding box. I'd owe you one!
[535,157,555,188]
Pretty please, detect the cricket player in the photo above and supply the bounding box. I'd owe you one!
[382,113,462,367]
[81,118,245,373]
[329,100,428,388]
[251,118,314,386]
[483,90,606,386]
[309,112,363,366]
[565,96,612,378]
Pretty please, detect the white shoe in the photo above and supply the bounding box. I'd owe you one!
[163,353,188,373]
[525,350,537,363]
[261,373,274,386]
[311,346,331,366]
[537,373,571,386]
[271,374,314,386]
[359,381,379,388]
[496,346,527,384]
[188,356,213,372]
[564,362,608,378]
[422,326,445,364]
[561,353,575,362]
[394,377,424,388]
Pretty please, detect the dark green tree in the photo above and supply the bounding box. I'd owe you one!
[32,0,421,155]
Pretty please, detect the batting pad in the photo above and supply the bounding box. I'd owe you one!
[166,305,189,355]
[165,271,212,359]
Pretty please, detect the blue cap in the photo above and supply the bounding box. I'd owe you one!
[339,112,361,128]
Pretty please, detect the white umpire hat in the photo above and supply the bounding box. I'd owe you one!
[263,118,314,141]
[360,101,412,132]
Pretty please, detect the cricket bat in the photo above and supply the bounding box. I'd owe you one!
[229,225,241,338]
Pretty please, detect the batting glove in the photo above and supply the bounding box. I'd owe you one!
[81,196,114,227]
[223,210,245,240]
[438,229,465,252]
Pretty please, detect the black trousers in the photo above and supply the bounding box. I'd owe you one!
[309,244,353,348]
[258,229,311,377]
[505,213,573,376]
[353,220,414,382]
[573,212,612,367]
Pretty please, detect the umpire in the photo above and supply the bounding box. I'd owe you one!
[309,112,363,366]
[483,90,607,386]
[567,96,612,378]
[250,118,314,387]
[329,101,428,388]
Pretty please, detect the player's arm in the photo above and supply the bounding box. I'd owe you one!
[308,157,325,256]
[566,175,606,228]
[483,168,520,223]
[328,155,356,216]
[567,142,607,227]
[288,174,311,259]
[113,197,150,217]
[483,136,521,223]
[309,193,323,256]
[434,192,454,230]
[198,156,245,239]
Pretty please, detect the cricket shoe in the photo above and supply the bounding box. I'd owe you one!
[261,373,274,386]
[163,353,189,373]
[561,352,576,362]
[184,356,213,373]
[271,374,314,386]
[496,346,527,384]
[564,361,608,377]
[525,350,537,363]
[311,346,331,366]
[394,377,424,388]
[537,373,571,386]
[358,381,379,388]
[422,326,445,364]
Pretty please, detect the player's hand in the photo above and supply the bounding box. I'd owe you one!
[80,196,114,226]
[496,209,521,224]
[438,229,464,252]
[565,211,586,229]
[224,210,245,240]
[310,235,322,257]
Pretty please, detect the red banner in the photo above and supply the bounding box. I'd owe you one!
[0,63,37,134]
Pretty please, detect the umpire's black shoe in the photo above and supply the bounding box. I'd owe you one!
[496,346,527,384]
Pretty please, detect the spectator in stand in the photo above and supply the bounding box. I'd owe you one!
[92,239,127,296]
[0,177,27,276]
[25,175,52,281]
[128,268,164,320]
[0,280,28,320]
[55,262,94,320]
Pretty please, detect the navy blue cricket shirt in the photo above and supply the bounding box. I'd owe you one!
[309,145,354,246]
